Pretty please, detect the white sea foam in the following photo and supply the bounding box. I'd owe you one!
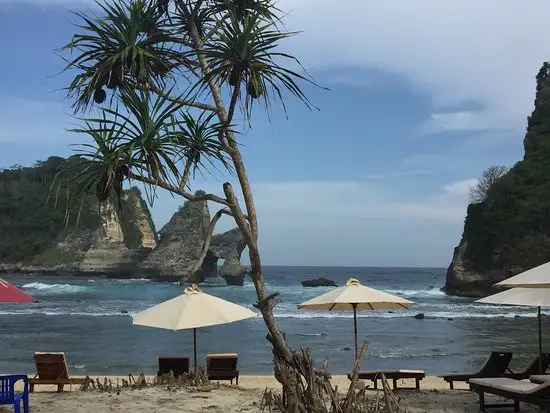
[22,282,89,294]
[384,288,446,298]
[0,309,132,317]
[274,310,549,320]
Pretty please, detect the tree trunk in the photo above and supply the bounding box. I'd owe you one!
[185,208,226,283]
[179,159,192,190]
[186,10,312,409]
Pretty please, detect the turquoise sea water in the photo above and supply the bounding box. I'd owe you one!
[0,267,547,376]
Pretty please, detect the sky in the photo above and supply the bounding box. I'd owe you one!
[0,0,548,267]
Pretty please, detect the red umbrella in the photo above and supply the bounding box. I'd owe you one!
[0,279,37,303]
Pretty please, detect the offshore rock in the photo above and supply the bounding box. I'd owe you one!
[135,200,210,282]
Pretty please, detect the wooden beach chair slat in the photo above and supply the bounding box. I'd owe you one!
[29,352,88,392]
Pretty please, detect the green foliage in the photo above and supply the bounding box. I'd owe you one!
[58,0,316,207]
[31,247,81,267]
[0,158,156,264]
[0,157,101,263]
[463,62,550,272]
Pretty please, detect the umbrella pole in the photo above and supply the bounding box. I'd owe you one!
[193,328,197,375]
[353,304,358,361]
[538,306,543,374]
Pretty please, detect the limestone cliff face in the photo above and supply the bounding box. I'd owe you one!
[443,237,509,297]
[135,200,246,284]
[135,200,211,281]
[444,62,550,297]
[25,188,156,276]
[79,201,151,275]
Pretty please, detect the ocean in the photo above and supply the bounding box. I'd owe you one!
[0,267,547,377]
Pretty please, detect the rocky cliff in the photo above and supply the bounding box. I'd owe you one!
[0,157,245,283]
[136,199,211,282]
[136,198,247,284]
[444,62,550,297]
[0,156,157,276]
[29,187,157,276]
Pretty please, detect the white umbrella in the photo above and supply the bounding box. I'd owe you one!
[298,278,415,360]
[476,288,549,373]
[496,262,550,288]
[132,284,258,373]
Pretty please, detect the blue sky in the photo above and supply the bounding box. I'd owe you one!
[0,0,548,267]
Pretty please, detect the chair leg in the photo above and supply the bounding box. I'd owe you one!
[449,381,454,390]
[24,394,29,413]
[14,400,20,413]
[29,384,34,393]
[57,383,64,392]
[513,399,519,412]
[415,378,420,390]
[392,379,397,390]
[236,377,238,386]
[479,392,485,412]
[373,380,378,390]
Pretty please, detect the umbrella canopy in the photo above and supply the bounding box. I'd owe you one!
[476,287,549,373]
[496,262,550,288]
[298,278,414,360]
[0,279,37,303]
[132,284,257,373]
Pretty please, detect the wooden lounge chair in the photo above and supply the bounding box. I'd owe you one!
[530,375,550,384]
[206,353,239,385]
[439,351,513,389]
[157,357,190,378]
[29,352,89,392]
[347,370,425,390]
[505,353,550,380]
[469,377,550,412]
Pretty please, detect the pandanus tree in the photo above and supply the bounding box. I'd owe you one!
[59,0,343,411]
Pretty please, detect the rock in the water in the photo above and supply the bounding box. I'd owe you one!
[201,228,246,286]
[136,200,210,282]
[134,198,246,284]
[414,313,425,319]
[442,237,506,298]
[301,277,337,287]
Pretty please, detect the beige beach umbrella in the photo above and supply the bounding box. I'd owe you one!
[476,287,549,373]
[132,284,258,373]
[496,262,550,288]
[297,278,415,360]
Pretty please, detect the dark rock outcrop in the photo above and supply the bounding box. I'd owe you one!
[444,62,550,297]
[136,200,210,282]
[301,278,337,287]
[135,200,246,284]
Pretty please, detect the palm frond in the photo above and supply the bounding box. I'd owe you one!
[60,0,192,113]
[198,11,321,121]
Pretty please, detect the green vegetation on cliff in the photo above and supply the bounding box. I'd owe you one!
[463,62,550,273]
[0,157,155,264]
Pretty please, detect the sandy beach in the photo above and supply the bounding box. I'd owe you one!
[5,375,543,413]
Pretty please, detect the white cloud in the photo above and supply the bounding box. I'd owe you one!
[8,0,544,135]
[364,174,387,180]
[365,170,432,180]
[144,177,473,266]
[442,179,478,196]
[278,0,548,133]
